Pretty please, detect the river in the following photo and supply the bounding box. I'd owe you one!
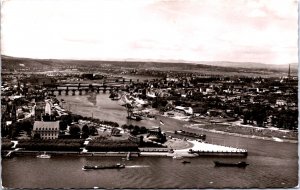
[2,93,298,189]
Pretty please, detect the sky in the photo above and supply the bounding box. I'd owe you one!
[1,0,298,65]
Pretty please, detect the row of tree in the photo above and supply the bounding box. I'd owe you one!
[1,141,14,150]
[16,141,83,151]
[1,119,34,139]
[121,124,148,136]
[86,140,139,152]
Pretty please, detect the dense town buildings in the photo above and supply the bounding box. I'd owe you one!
[1,67,298,141]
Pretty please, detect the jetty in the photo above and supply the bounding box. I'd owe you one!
[139,140,248,158]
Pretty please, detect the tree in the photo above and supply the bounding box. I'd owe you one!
[61,115,72,125]
[33,133,41,139]
[82,125,90,139]
[89,126,98,136]
[131,125,140,136]
[69,125,81,138]
[72,114,83,123]
[42,114,51,121]
[59,121,68,131]
[140,126,147,134]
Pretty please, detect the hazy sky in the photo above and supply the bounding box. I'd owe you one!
[1,0,298,64]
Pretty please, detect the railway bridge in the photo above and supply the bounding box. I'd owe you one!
[44,82,133,96]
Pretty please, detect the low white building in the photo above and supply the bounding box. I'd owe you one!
[276,99,287,106]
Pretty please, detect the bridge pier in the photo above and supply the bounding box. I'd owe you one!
[79,89,82,95]
[58,90,62,95]
[96,88,100,93]
[72,89,76,96]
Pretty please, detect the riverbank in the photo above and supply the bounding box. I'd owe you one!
[183,123,298,144]
[57,93,298,144]
[3,139,247,158]
[160,113,298,143]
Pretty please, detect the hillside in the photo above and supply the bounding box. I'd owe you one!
[1,55,297,76]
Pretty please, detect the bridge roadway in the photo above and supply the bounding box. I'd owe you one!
[45,81,138,95]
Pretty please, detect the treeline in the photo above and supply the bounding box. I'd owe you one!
[214,123,298,140]
[2,119,34,139]
[139,141,167,148]
[60,114,119,131]
[1,139,14,150]
[121,124,148,136]
[86,139,139,152]
[243,105,298,130]
[16,139,85,151]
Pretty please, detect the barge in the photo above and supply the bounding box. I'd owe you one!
[174,130,206,140]
[214,161,249,168]
[82,163,125,170]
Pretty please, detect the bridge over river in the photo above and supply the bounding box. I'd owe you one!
[44,79,144,95]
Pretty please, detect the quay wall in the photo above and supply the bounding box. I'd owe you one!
[3,150,247,158]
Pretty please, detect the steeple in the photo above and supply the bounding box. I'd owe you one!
[288,64,291,79]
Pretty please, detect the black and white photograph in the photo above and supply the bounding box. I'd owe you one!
[1,0,298,189]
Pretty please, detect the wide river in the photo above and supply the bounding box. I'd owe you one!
[2,93,298,189]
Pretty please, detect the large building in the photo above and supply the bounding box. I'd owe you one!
[32,121,59,139]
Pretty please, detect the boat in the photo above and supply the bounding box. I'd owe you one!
[127,115,142,121]
[126,152,131,161]
[182,160,191,164]
[37,152,51,159]
[214,161,249,168]
[82,163,125,170]
[174,130,206,141]
[173,155,183,160]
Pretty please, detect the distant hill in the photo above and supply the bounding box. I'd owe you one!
[196,61,298,70]
[1,55,297,76]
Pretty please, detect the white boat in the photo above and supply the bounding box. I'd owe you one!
[172,155,183,160]
[126,152,131,161]
[37,152,51,159]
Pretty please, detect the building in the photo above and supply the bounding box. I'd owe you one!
[23,75,56,86]
[276,99,287,106]
[32,121,59,139]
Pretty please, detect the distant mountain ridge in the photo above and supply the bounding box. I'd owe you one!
[1,55,297,74]
[196,61,298,70]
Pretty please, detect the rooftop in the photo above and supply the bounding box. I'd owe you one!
[33,121,59,130]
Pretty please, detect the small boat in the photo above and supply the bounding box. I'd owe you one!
[82,163,125,170]
[126,152,131,161]
[173,155,183,160]
[214,161,249,168]
[127,115,142,121]
[37,152,51,159]
[182,160,191,164]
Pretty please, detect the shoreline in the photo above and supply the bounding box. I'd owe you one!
[158,114,298,144]
[183,124,298,144]
[57,94,298,144]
